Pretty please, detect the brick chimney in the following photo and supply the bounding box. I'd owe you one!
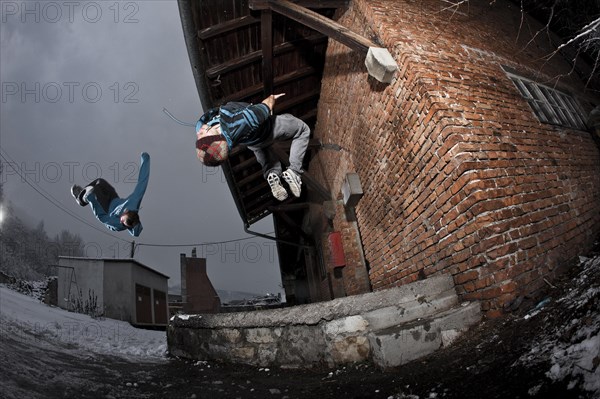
[180,253,221,314]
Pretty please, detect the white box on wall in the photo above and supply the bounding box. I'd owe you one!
[342,173,363,208]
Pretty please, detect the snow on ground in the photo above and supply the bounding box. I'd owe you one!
[0,284,167,360]
[0,254,598,398]
[518,255,600,396]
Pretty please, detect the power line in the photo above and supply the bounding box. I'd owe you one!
[135,233,276,248]
[0,147,130,243]
[1,147,278,251]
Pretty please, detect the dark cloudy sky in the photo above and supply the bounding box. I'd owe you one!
[0,0,283,296]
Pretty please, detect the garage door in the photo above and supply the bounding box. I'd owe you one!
[153,289,167,324]
[135,284,152,324]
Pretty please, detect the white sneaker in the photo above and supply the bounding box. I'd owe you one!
[282,169,301,197]
[267,173,288,201]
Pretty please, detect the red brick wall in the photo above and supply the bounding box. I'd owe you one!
[310,0,600,316]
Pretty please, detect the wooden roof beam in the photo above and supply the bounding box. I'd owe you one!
[241,182,270,199]
[262,9,274,96]
[205,34,327,79]
[278,87,320,110]
[237,169,266,187]
[232,156,260,173]
[261,0,398,83]
[267,0,372,53]
[249,0,349,10]
[245,192,278,210]
[197,15,258,40]
[221,72,320,103]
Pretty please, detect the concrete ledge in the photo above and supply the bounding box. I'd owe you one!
[167,275,481,368]
[368,301,482,369]
[170,275,455,329]
[363,287,458,330]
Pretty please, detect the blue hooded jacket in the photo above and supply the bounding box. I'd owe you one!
[86,152,150,237]
[196,102,272,149]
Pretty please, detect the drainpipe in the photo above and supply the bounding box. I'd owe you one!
[244,224,313,251]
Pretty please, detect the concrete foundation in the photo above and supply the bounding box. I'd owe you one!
[168,274,481,369]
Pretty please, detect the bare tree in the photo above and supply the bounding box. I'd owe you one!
[515,0,600,89]
[443,0,599,89]
[54,230,85,258]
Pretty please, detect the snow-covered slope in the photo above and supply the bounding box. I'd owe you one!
[0,285,167,359]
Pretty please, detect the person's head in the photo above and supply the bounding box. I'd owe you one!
[196,133,229,166]
[120,210,140,228]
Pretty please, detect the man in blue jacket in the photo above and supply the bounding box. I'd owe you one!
[195,93,309,201]
[70,152,150,237]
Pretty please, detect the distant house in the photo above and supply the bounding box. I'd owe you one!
[168,292,183,318]
[57,257,170,327]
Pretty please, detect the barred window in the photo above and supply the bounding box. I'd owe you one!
[507,73,588,130]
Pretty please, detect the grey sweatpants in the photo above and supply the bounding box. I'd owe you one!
[248,113,310,178]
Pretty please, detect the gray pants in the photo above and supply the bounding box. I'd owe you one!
[248,114,310,178]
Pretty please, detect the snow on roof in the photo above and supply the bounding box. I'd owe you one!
[57,256,170,279]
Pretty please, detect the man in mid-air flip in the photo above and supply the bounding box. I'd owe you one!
[195,93,310,201]
[70,152,150,237]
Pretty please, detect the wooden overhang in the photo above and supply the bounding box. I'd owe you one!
[179,0,346,228]
[178,0,395,244]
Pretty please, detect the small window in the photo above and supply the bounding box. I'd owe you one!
[507,73,588,130]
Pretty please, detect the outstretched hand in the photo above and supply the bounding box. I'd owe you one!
[262,93,285,113]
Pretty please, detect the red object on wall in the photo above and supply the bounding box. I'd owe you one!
[329,232,346,267]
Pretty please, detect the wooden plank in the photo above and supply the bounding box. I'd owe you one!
[206,50,262,79]
[262,10,274,96]
[236,169,265,186]
[245,192,278,210]
[197,15,258,40]
[274,67,318,89]
[248,198,288,219]
[232,156,260,173]
[220,74,320,104]
[242,181,270,199]
[298,109,318,123]
[268,203,310,212]
[276,87,320,110]
[205,34,326,78]
[267,0,375,54]
[250,0,349,10]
